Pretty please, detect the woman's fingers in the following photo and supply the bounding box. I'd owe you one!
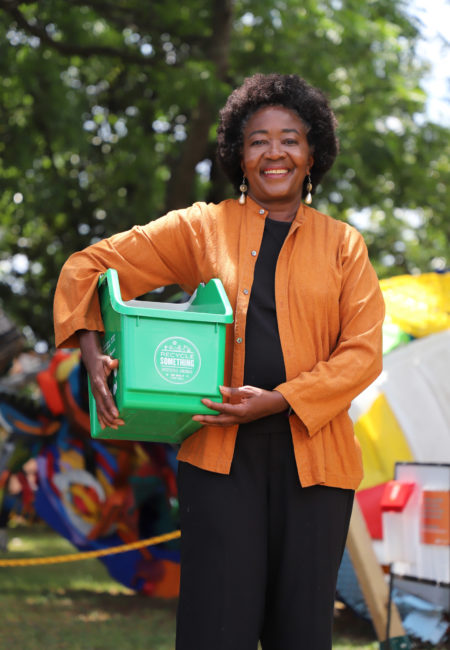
[200,398,243,413]
[97,414,125,430]
[192,414,237,427]
[78,331,124,430]
[219,385,257,401]
[105,356,119,374]
[91,356,125,428]
[193,385,289,427]
[193,389,255,426]
[92,373,116,417]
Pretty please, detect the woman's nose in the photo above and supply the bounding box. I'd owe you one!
[264,141,286,158]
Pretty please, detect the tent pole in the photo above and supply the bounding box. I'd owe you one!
[346,500,411,649]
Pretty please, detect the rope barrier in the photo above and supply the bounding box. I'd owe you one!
[0,529,181,567]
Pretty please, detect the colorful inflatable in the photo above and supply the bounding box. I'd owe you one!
[1,271,448,611]
[0,351,180,596]
[336,271,450,645]
[352,272,450,546]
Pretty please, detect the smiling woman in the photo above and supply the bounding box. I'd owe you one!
[240,106,314,220]
[53,73,385,650]
[217,73,339,206]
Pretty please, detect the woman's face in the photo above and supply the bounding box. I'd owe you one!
[241,105,314,209]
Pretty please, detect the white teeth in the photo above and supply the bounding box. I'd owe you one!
[263,169,288,174]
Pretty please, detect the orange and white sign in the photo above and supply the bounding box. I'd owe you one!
[421,490,450,546]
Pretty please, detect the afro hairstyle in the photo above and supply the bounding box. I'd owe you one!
[216,73,339,199]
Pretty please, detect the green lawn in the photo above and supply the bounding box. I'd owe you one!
[0,525,441,650]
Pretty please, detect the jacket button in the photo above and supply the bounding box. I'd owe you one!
[243,289,249,295]
[236,337,242,343]
[251,250,257,256]
[259,209,265,215]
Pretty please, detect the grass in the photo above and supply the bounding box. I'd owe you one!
[0,525,444,649]
[0,524,177,650]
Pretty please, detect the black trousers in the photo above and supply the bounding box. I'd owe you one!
[176,425,354,650]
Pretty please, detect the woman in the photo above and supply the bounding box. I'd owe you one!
[54,73,385,649]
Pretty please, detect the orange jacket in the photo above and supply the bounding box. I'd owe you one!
[54,197,385,489]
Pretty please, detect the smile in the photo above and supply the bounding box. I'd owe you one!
[262,168,290,175]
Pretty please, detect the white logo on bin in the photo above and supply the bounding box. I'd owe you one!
[154,337,201,384]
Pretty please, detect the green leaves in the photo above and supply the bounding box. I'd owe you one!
[0,0,448,347]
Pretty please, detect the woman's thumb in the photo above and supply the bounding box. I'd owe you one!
[106,357,119,371]
[219,385,234,396]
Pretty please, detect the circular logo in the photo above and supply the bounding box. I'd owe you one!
[154,336,201,385]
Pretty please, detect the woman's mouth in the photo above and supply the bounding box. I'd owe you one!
[262,168,290,176]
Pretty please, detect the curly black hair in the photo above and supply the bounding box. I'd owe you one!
[216,73,339,199]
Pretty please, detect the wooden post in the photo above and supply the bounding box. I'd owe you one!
[346,499,406,641]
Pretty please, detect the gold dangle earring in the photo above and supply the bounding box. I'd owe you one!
[305,174,313,204]
[239,176,248,205]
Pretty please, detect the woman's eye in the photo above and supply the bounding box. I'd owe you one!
[283,139,298,145]
[250,139,266,146]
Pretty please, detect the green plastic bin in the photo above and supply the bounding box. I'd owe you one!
[89,269,233,443]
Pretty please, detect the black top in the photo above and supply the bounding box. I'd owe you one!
[241,217,292,434]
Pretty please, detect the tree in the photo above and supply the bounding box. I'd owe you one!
[0,0,449,347]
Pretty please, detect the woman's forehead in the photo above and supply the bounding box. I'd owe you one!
[243,105,309,134]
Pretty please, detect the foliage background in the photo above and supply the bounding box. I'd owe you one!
[0,0,449,347]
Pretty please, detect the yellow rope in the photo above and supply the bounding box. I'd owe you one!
[0,529,181,567]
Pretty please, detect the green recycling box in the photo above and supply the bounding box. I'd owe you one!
[89,269,233,443]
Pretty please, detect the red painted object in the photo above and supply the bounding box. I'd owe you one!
[356,483,388,539]
[36,349,71,415]
[381,480,415,512]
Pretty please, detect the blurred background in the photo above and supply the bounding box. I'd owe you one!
[0,1,449,649]
[0,0,449,353]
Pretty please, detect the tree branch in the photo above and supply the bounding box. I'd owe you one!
[1,4,162,65]
[163,0,235,211]
[67,0,160,36]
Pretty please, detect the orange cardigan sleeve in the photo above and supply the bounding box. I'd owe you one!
[53,204,216,348]
[275,228,385,436]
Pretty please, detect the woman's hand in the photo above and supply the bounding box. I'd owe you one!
[192,385,289,427]
[78,330,125,430]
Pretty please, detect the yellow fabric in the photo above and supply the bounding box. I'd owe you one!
[53,197,385,489]
[355,393,414,491]
[59,449,84,471]
[70,485,99,520]
[97,470,114,498]
[380,272,450,338]
[55,350,81,381]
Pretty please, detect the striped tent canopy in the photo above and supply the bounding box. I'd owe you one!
[350,271,450,541]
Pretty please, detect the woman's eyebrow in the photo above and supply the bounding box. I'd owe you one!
[247,128,301,137]
[248,129,268,137]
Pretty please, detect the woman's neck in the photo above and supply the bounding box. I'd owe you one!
[265,207,298,222]
[249,194,302,222]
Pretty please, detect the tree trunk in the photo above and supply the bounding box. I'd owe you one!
[164,0,234,212]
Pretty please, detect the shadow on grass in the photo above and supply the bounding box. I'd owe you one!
[1,584,178,613]
[2,526,445,649]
